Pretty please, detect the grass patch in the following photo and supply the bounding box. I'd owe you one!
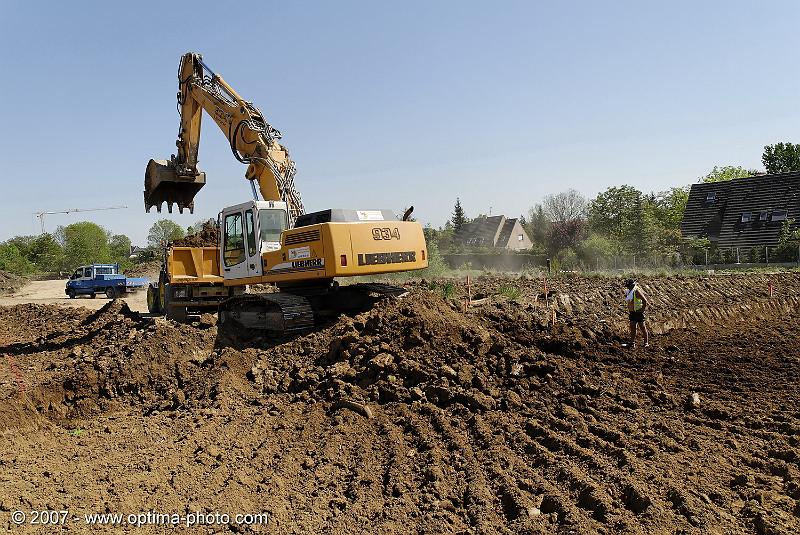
[498,284,521,300]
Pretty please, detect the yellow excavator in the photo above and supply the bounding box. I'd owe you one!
[144,52,428,334]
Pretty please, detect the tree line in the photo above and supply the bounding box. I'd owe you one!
[4,142,799,275]
[426,142,800,265]
[0,218,203,275]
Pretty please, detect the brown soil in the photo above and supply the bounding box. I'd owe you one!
[0,270,26,295]
[2,273,800,533]
[171,221,220,248]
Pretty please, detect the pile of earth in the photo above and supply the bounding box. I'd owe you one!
[0,270,26,295]
[171,221,220,247]
[245,290,576,414]
[0,300,219,428]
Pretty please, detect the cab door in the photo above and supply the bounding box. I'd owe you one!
[244,208,263,278]
[221,207,250,280]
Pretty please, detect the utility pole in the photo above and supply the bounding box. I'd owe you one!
[34,206,127,234]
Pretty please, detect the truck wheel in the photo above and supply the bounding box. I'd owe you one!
[90,293,97,299]
[67,288,76,299]
[147,284,161,314]
[106,287,118,299]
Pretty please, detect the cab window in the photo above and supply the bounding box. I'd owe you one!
[71,269,82,280]
[83,267,92,278]
[245,210,257,257]
[224,212,245,266]
[259,209,288,243]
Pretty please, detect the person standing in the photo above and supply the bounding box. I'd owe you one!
[622,279,649,349]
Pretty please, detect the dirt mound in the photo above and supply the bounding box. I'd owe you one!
[248,292,535,414]
[0,300,219,425]
[0,270,26,295]
[171,221,219,247]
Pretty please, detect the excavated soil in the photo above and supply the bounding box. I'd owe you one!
[171,222,220,248]
[0,270,26,295]
[1,273,800,533]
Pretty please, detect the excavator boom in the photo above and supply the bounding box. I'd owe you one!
[144,52,304,221]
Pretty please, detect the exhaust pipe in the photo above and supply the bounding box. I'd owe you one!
[144,159,206,214]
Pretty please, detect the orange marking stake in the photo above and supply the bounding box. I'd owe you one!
[5,354,26,397]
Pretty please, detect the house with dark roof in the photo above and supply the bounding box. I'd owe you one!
[681,171,800,248]
[460,215,532,251]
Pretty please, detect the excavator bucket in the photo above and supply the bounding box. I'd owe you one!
[144,159,206,214]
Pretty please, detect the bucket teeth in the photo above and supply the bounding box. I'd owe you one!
[144,159,206,215]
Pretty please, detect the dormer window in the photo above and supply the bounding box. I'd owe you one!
[741,212,752,223]
[705,192,716,202]
[772,209,788,222]
[759,211,769,221]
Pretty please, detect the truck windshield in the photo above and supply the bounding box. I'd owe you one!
[259,209,288,243]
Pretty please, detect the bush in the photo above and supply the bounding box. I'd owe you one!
[0,243,35,274]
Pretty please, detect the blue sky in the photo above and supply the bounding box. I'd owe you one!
[1,1,798,244]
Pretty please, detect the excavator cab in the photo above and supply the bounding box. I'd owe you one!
[220,200,289,281]
[144,159,206,214]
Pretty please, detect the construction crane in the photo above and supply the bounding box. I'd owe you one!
[34,206,128,234]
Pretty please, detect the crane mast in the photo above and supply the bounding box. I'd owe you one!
[144,52,305,224]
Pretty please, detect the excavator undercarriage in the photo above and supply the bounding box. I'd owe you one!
[217,283,408,336]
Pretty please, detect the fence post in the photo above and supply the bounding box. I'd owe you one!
[705,250,708,265]
[766,246,769,264]
[736,247,740,264]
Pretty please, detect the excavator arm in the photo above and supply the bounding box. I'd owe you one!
[144,52,304,223]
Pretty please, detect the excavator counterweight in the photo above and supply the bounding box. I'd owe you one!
[144,159,206,214]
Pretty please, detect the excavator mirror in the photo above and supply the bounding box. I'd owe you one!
[144,159,206,214]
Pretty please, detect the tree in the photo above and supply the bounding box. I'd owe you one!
[578,233,616,261]
[542,188,587,222]
[762,143,800,174]
[28,233,64,272]
[0,242,35,274]
[450,198,467,235]
[59,222,111,269]
[775,219,800,261]
[653,187,689,229]
[526,204,550,247]
[147,219,185,248]
[701,165,756,183]
[587,185,643,253]
[546,219,586,255]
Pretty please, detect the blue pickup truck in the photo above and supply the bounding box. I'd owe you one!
[65,264,149,299]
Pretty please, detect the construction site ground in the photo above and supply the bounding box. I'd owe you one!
[1,272,799,534]
[0,279,148,313]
